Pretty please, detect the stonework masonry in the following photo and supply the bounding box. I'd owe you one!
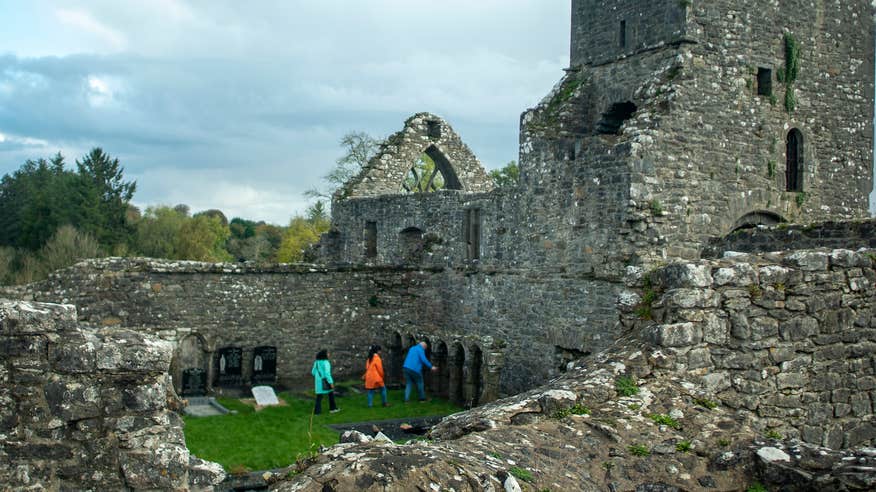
[620,248,876,448]
[0,300,225,490]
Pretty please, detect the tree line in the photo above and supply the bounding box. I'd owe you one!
[0,148,328,285]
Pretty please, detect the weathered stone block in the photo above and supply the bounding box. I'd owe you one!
[96,330,172,373]
[655,262,713,289]
[750,317,779,341]
[48,332,98,374]
[45,378,101,422]
[119,444,190,489]
[806,403,834,425]
[713,263,756,286]
[844,422,876,447]
[646,322,702,347]
[779,317,818,342]
[786,251,830,271]
[777,372,809,390]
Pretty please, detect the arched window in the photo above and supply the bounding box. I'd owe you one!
[400,145,462,193]
[786,129,804,192]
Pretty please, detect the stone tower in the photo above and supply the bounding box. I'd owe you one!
[520,0,875,270]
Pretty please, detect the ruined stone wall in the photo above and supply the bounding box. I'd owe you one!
[620,248,876,448]
[570,0,689,67]
[4,257,629,398]
[703,218,876,258]
[0,300,224,490]
[8,259,443,393]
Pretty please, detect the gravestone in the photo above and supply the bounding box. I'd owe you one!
[251,346,277,384]
[181,368,207,396]
[215,347,243,386]
[252,385,280,406]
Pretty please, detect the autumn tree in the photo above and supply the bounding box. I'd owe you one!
[276,201,331,263]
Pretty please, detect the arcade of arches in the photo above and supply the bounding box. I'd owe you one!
[386,333,492,408]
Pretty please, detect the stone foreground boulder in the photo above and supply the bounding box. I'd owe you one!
[0,300,225,490]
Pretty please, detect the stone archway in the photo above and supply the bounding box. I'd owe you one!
[730,210,786,233]
[388,332,404,387]
[449,342,466,406]
[467,345,484,408]
[432,341,450,399]
[172,333,210,396]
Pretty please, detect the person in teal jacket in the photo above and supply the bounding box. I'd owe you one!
[311,349,339,414]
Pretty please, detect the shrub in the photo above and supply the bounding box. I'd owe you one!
[615,376,639,397]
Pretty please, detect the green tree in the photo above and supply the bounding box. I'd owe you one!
[74,148,137,249]
[0,153,78,250]
[306,131,380,199]
[489,160,519,188]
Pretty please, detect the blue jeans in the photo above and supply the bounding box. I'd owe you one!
[404,368,426,401]
[367,386,388,407]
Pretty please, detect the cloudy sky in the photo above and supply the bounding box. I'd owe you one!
[0,0,570,224]
[1,1,873,224]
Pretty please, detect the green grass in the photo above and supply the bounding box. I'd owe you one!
[183,384,462,471]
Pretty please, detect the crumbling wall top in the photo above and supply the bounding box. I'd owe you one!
[335,113,493,200]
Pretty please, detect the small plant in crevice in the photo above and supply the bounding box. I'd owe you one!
[769,93,778,106]
[795,191,806,208]
[773,282,785,292]
[628,403,641,411]
[602,461,614,471]
[694,397,718,410]
[747,482,769,492]
[628,444,650,457]
[767,159,776,178]
[488,451,503,460]
[553,403,591,419]
[229,464,251,477]
[718,438,731,447]
[765,429,783,440]
[508,466,534,483]
[649,199,664,216]
[676,440,692,453]
[649,413,681,430]
[615,376,640,397]
[748,284,763,299]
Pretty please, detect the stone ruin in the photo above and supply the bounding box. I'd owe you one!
[2,0,876,490]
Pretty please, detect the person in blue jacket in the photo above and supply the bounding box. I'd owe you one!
[311,349,339,414]
[403,341,438,402]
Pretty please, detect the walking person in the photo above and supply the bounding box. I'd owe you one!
[364,345,390,407]
[311,349,339,414]
[403,341,438,403]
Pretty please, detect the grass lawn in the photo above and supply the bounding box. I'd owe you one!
[183,381,462,472]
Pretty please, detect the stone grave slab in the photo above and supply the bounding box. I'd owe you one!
[252,385,280,406]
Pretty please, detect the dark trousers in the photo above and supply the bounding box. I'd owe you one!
[314,392,337,414]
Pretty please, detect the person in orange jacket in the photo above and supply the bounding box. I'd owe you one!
[364,345,390,407]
